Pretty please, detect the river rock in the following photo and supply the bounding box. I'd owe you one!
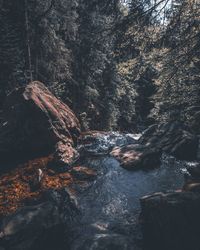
[111,144,161,170]
[0,189,79,250]
[70,232,133,250]
[110,121,198,170]
[0,81,81,167]
[187,164,200,180]
[140,121,199,161]
[70,166,97,181]
[140,191,200,250]
[78,131,139,156]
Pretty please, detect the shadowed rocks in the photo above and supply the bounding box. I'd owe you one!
[78,131,139,156]
[0,189,79,250]
[140,162,200,250]
[0,81,81,168]
[140,191,200,250]
[111,144,161,170]
[140,121,199,161]
[70,166,97,181]
[111,121,199,170]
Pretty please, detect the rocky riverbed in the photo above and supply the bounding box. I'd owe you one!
[0,135,187,250]
[1,82,200,250]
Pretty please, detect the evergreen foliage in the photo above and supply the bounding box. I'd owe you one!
[0,0,199,132]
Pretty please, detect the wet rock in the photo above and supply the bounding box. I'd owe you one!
[70,166,97,181]
[110,121,198,170]
[69,220,141,250]
[182,163,200,192]
[140,121,199,161]
[70,232,132,250]
[197,137,200,160]
[111,144,161,170]
[186,163,200,180]
[0,81,81,167]
[190,110,200,134]
[0,189,79,250]
[140,191,200,250]
[78,131,140,156]
[183,182,200,192]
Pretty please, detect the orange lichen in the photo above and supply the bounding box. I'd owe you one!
[0,155,96,216]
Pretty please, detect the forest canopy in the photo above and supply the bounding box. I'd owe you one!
[0,0,199,132]
[0,1,200,249]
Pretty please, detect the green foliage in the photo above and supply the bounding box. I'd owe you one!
[151,0,200,132]
[0,0,198,133]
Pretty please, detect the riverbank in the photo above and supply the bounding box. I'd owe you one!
[0,82,200,250]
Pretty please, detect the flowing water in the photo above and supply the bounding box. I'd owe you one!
[68,133,186,250]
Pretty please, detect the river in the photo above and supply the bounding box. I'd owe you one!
[68,133,185,250]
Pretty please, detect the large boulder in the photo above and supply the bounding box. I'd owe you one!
[140,162,200,250]
[0,81,81,166]
[111,144,161,170]
[140,121,199,161]
[0,189,79,250]
[140,191,200,250]
[110,121,199,170]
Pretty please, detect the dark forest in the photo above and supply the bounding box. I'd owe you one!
[0,1,200,250]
